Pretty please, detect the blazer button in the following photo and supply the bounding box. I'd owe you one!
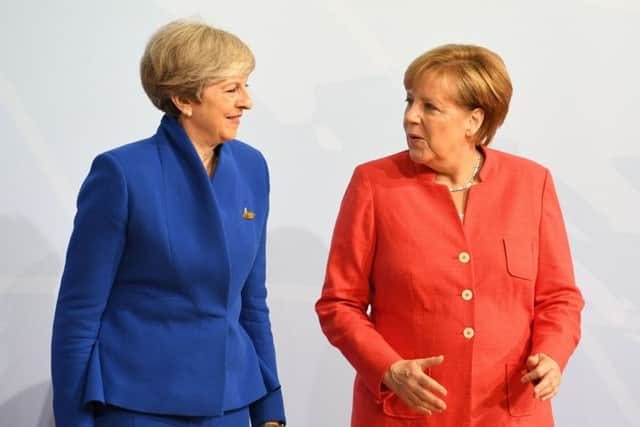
[461,289,473,301]
[463,327,475,339]
[458,252,470,263]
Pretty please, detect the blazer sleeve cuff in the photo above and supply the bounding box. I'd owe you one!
[343,342,402,402]
[530,338,576,371]
[249,386,286,426]
[370,351,403,402]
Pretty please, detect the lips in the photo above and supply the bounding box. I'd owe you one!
[406,133,426,145]
[227,114,242,125]
[406,132,428,150]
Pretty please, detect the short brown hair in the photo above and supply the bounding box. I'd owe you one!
[140,20,255,117]
[404,44,512,145]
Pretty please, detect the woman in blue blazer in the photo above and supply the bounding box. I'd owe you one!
[51,20,285,427]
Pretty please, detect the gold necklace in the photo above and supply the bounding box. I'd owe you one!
[448,155,482,192]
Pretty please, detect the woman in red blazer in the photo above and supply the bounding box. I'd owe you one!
[316,44,584,427]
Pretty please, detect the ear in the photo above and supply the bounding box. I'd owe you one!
[465,108,485,138]
[170,95,193,117]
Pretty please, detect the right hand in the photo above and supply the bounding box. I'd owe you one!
[382,355,447,415]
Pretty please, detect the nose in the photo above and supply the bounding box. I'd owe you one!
[238,86,253,110]
[404,102,420,126]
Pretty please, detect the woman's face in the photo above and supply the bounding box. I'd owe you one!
[403,72,477,167]
[183,74,253,146]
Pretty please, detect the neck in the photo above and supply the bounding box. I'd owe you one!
[193,140,217,166]
[434,146,481,187]
[178,117,221,175]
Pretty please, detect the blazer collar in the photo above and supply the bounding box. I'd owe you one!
[158,115,211,179]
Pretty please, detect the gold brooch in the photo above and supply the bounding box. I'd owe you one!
[242,207,256,220]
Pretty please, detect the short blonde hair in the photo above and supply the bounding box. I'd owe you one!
[140,20,255,117]
[404,44,512,145]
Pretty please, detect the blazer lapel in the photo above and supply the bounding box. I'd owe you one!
[154,115,231,314]
[210,142,262,300]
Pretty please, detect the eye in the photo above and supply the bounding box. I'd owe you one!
[225,87,238,93]
[424,102,437,110]
[404,97,413,105]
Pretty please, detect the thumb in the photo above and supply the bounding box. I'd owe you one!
[417,355,445,369]
[527,353,540,370]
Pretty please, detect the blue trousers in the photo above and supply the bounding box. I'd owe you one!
[94,405,250,427]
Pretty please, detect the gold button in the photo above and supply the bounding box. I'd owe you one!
[461,289,473,301]
[458,252,470,263]
[463,327,475,339]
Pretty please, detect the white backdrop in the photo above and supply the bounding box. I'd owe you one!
[1,1,639,426]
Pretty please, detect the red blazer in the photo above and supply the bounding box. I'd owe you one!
[316,148,584,427]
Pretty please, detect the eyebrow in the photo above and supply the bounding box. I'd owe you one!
[407,91,441,105]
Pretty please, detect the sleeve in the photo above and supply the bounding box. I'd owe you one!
[51,153,128,427]
[240,158,286,426]
[530,169,585,370]
[315,166,402,401]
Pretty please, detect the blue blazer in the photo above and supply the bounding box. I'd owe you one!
[51,116,285,427]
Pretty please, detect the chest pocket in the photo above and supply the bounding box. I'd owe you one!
[503,237,536,280]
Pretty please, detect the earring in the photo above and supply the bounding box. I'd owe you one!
[184,109,192,117]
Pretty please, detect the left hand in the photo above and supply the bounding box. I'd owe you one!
[520,353,562,401]
[261,422,284,427]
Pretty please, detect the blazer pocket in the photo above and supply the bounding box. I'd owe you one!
[505,363,537,417]
[381,392,429,420]
[380,368,430,421]
[503,238,536,280]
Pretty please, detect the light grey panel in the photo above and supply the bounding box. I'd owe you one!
[1,0,638,425]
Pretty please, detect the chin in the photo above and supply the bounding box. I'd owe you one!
[222,132,238,142]
[408,148,428,165]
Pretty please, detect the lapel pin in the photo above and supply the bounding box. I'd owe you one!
[242,207,256,220]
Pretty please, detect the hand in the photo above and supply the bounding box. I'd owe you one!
[521,353,562,401]
[382,355,447,415]
[260,422,283,427]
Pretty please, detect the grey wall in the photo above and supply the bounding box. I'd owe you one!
[1,0,639,426]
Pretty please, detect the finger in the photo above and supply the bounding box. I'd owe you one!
[535,373,560,398]
[533,372,555,394]
[404,390,438,414]
[409,398,433,416]
[534,382,555,399]
[408,385,446,411]
[417,355,445,369]
[536,382,558,400]
[414,406,433,416]
[541,387,559,401]
[520,370,539,384]
[417,373,448,396]
[526,354,541,370]
[537,388,556,401]
[412,398,439,414]
[521,360,553,384]
[410,386,447,411]
[398,372,446,412]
